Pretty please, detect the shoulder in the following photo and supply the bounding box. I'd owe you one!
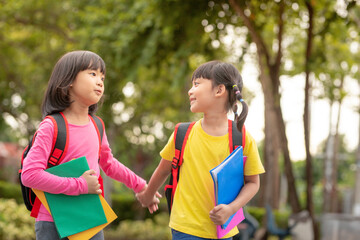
[243,129,258,153]
[90,114,105,131]
[244,129,255,142]
[38,117,56,133]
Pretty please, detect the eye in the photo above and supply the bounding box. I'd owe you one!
[90,72,96,76]
[101,76,105,82]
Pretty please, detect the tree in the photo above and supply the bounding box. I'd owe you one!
[0,0,78,140]
[307,0,358,213]
[223,0,301,212]
[303,0,317,237]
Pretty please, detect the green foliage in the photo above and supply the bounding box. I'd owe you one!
[0,198,35,240]
[247,206,265,225]
[111,193,137,221]
[1,0,360,219]
[104,213,171,240]
[0,0,223,181]
[0,181,22,204]
[110,192,167,227]
[247,206,290,229]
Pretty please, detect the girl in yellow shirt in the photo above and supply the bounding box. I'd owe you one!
[137,61,265,239]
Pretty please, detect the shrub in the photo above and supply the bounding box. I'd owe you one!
[0,198,35,240]
[0,181,22,204]
[110,193,167,227]
[247,206,290,228]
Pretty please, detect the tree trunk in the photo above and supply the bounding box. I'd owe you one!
[304,1,318,239]
[324,103,334,213]
[261,69,281,209]
[330,76,344,212]
[229,0,301,212]
[353,81,360,215]
[275,104,301,212]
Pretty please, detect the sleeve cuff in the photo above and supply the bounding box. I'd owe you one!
[133,179,147,193]
[78,176,88,194]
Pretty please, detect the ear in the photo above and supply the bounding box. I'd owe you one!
[215,84,226,97]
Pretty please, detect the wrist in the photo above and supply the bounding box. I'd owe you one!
[78,176,88,194]
[134,180,147,193]
[229,203,239,215]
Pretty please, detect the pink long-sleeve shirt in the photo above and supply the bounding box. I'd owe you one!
[21,117,146,222]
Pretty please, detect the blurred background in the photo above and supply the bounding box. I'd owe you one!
[1,0,360,239]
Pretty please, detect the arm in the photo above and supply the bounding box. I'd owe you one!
[99,132,146,193]
[21,119,89,195]
[209,174,260,225]
[136,158,172,209]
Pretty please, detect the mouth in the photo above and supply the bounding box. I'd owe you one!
[95,90,102,96]
[189,97,196,104]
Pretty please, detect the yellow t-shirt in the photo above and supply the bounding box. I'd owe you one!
[160,119,265,239]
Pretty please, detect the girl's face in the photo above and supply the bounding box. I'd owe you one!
[188,77,219,113]
[69,68,105,107]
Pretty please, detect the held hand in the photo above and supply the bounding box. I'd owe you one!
[148,191,162,214]
[136,188,161,207]
[147,203,159,214]
[81,169,102,195]
[209,204,233,226]
[136,186,162,213]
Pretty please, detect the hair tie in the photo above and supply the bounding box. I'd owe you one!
[233,85,237,89]
[239,99,244,102]
[235,91,240,95]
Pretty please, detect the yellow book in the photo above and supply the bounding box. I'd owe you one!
[33,189,117,240]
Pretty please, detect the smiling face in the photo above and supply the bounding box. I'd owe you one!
[69,68,105,108]
[188,77,219,113]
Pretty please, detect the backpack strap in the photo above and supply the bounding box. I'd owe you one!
[89,115,105,197]
[46,112,69,168]
[228,119,246,152]
[31,112,69,218]
[169,122,195,208]
[89,115,105,156]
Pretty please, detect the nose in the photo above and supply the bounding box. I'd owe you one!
[96,79,103,87]
[188,86,194,96]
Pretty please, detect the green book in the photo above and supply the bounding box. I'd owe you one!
[45,156,107,238]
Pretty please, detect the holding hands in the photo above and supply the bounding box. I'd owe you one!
[136,185,162,214]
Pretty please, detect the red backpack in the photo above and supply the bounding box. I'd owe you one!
[164,119,246,213]
[18,112,105,218]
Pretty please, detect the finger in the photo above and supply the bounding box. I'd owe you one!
[155,192,162,198]
[212,205,222,213]
[209,215,218,224]
[152,204,158,212]
[85,169,96,175]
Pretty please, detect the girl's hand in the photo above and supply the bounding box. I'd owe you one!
[81,169,102,194]
[209,204,234,225]
[136,185,162,213]
[147,203,159,214]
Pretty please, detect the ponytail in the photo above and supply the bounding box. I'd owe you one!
[232,84,248,132]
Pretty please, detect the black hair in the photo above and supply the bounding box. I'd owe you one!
[41,50,106,118]
[191,60,248,131]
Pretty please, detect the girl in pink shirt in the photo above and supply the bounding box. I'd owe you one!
[21,50,159,240]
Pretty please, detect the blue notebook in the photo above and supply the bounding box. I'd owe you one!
[210,146,245,230]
